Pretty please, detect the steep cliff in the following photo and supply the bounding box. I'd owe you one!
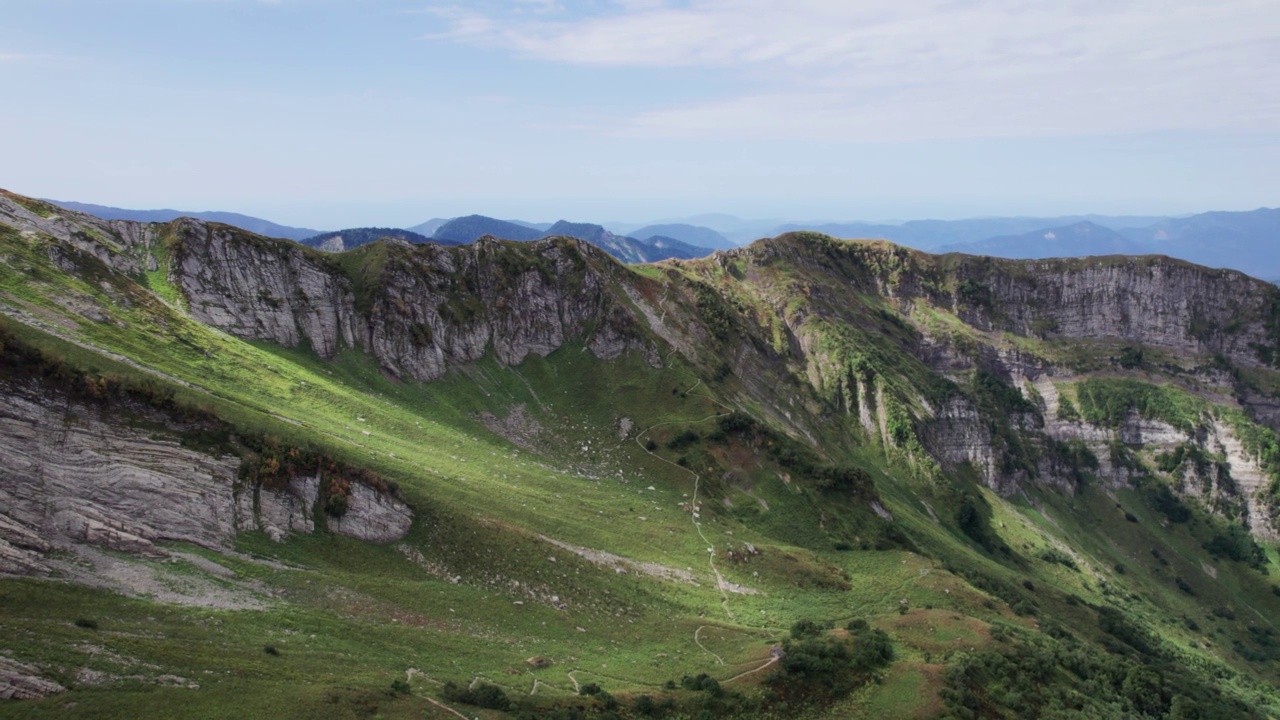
[3,190,1280,717]
[3,190,1279,542]
[0,370,414,576]
[169,222,659,381]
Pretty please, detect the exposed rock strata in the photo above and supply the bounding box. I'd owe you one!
[170,224,658,380]
[0,381,413,576]
[0,656,65,700]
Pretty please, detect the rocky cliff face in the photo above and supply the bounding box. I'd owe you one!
[959,258,1278,366]
[170,224,658,380]
[0,379,413,576]
[3,194,1278,544]
[750,237,1280,369]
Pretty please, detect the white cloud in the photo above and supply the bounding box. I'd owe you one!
[425,0,1280,140]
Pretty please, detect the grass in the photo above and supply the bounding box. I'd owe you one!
[1,212,1280,717]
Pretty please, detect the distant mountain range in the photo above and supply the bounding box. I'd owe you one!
[45,200,324,241]
[937,221,1148,258]
[42,198,1280,280]
[405,218,450,237]
[769,215,1174,252]
[433,217,716,264]
[934,209,1280,280]
[625,223,735,251]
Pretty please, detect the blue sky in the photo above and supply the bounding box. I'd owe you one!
[2,0,1278,228]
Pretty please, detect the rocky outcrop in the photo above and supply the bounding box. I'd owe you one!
[232,477,411,544]
[327,483,413,543]
[235,477,319,543]
[173,220,360,359]
[0,656,65,700]
[923,395,1009,492]
[0,382,242,567]
[974,260,1275,365]
[170,224,658,381]
[1206,419,1279,542]
[0,380,413,576]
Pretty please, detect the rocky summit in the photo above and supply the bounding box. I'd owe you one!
[1,187,1279,718]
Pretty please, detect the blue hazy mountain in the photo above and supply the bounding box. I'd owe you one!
[431,215,544,244]
[938,222,1147,258]
[46,199,325,241]
[539,221,715,263]
[772,215,1174,252]
[406,218,451,237]
[932,209,1279,280]
[627,223,735,251]
[1118,208,1280,278]
[425,216,716,263]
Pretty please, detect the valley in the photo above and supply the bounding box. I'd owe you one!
[1,188,1279,719]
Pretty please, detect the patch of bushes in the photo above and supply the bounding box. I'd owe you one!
[1075,378,1204,433]
[442,680,511,711]
[666,430,701,451]
[1118,346,1144,369]
[765,618,895,708]
[1057,395,1081,421]
[74,618,99,630]
[1201,520,1267,568]
[1036,547,1079,571]
[1143,481,1192,523]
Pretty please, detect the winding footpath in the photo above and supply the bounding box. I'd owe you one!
[634,379,738,624]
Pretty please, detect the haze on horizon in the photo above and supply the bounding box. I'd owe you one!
[1,0,1277,229]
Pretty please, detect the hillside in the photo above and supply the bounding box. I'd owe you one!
[1,188,1279,719]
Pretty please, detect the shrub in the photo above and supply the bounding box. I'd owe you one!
[790,619,825,640]
[632,694,658,716]
[74,618,99,630]
[264,645,280,656]
[389,678,411,695]
[1118,346,1144,369]
[667,430,700,451]
[1036,547,1079,571]
[442,680,511,711]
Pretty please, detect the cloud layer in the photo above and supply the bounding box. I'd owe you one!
[428,0,1280,141]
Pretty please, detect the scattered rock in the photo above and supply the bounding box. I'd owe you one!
[0,657,66,700]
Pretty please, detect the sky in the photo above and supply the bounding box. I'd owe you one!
[1,0,1278,229]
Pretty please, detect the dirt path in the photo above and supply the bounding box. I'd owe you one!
[634,379,738,622]
[724,655,779,684]
[693,626,726,665]
[421,695,470,720]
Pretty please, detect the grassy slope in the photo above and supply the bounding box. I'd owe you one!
[0,221,1278,718]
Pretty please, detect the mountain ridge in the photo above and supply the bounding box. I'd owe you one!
[44,198,326,241]
[1,188,1279,718]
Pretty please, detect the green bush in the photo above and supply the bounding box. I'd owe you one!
[666,430,701,451]
[442,680,511,711]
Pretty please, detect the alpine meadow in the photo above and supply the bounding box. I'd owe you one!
[1,186,1280,719]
